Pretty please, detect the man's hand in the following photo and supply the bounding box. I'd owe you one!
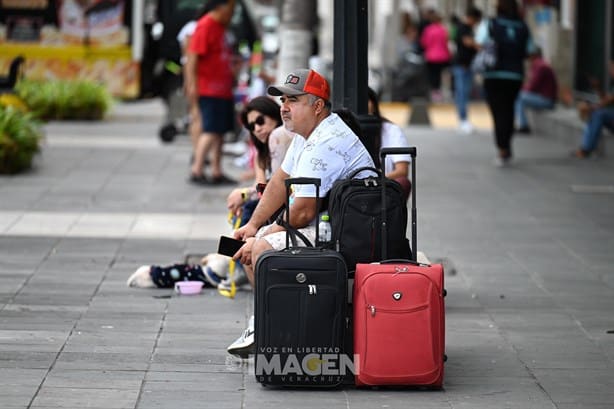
[234,222,259,241]
[233,237,256,266]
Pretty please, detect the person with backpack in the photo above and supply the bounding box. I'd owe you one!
[475,0,533,167]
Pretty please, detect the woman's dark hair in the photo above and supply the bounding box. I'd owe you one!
[240,96,282,172]
[497,0,520,19]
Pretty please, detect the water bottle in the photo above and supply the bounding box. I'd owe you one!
[318,214,332,245]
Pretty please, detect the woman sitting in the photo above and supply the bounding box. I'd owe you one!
[127,96,293,290]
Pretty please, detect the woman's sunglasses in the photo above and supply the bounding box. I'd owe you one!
[247,115,265,132]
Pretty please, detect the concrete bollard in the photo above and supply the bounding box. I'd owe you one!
[409,97,431,126]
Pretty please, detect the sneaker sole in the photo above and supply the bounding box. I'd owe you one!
[227,342,254,359]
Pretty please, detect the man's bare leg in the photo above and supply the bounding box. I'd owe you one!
[191,132,219,177]
[243,238,273,287]
[209,133,224,179]
[189,104,201,151]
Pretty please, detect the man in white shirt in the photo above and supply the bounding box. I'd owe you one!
[227,68,374,358]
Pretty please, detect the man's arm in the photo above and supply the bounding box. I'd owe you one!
[286,196,318,228]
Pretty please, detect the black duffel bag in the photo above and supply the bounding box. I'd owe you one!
[327,166,411,271]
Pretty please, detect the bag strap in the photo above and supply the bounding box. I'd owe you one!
[276,217,313,247]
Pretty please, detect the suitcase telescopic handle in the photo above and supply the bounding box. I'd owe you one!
[380,147,417,262]
[284,177,321,248]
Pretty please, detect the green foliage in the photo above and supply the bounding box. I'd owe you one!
[15,79,113,120]
[0,106,43,174]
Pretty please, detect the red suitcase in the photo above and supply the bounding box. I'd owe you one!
[353,147,446,388]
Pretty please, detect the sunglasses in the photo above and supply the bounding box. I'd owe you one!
[247,115,265,132]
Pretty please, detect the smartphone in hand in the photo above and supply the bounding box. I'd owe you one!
[217,236,245,257]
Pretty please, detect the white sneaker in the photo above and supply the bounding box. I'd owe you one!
[493,156,512,168]
[227,315,255,359]
[459,120,473,134]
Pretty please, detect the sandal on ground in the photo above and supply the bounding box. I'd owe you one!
[189,173,210,185]
[570,148,591,159]
[210,174,237,185]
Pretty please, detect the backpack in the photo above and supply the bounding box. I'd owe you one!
[327,166,411,270]
[489,18,529,74]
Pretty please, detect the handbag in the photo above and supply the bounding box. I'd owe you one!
[471,20,497,73]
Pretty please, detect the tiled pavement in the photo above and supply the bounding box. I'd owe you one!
[0,99,613,408]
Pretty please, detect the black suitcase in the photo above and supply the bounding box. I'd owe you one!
[254,177,349,387]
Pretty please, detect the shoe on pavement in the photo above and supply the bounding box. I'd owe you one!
[570,148,591,159]
[227,315,255,359]
[189,173,209,185]
[211,174,237,185]
[493,156,512,168]
[459,120,473,134]
[516,126,531,135]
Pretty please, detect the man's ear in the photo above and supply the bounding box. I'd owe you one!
[314,98,325,115]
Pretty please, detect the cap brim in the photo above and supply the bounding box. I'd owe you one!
[267,85,306,97]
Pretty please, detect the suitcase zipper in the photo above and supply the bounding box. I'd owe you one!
[366,304,428,317]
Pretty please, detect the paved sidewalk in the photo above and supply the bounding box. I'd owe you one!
[1,99,613,408]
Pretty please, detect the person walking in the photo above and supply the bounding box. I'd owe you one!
[419,10,452,103]
[476,0,532,167]
[177,6,205,153]
[451,6,482,134]
[514,47,558,134]
[185,0,237,185]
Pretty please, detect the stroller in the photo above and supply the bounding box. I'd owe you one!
[158,60,190,143]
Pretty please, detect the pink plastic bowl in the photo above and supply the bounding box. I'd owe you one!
[174,281,203,295]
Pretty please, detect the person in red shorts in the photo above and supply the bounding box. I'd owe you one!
[185,0,237,185]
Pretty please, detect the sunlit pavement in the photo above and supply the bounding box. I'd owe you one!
[1,98,613,409]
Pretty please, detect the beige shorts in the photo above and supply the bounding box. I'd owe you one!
[255,223,317,250]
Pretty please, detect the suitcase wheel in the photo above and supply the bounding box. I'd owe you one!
[443,288,447,297]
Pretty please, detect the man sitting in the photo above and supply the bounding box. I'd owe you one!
[226,68,375,358]
[572,60,614,158]
[514,47,558,134]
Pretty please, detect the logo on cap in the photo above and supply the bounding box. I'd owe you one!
[285,75,300,85]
